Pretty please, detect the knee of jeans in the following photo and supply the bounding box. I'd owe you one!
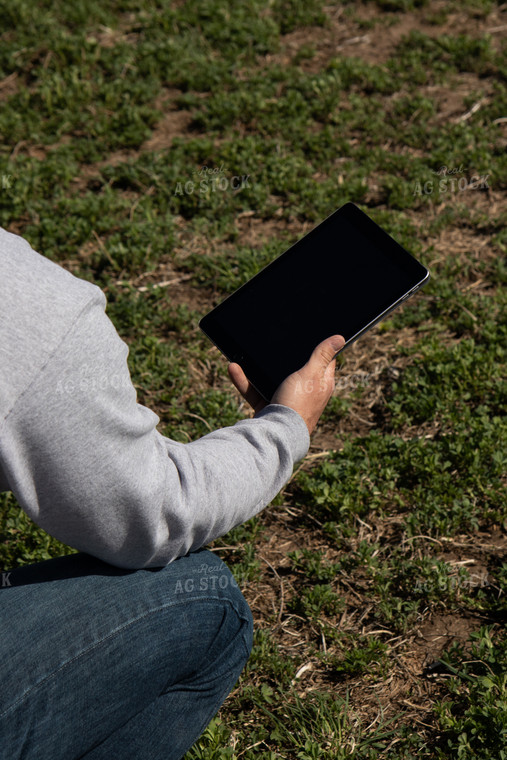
[217,572,253,657]
[183,549,254,654]
[236,589,254,659]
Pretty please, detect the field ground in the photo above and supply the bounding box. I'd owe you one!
[0,0,506,757]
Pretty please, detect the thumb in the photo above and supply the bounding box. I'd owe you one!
[308,334,345,368]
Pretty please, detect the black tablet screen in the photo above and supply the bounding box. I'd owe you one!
[200,203,428,401]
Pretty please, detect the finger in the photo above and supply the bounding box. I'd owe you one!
[228,363,267,412]
[228,362,250,396]
[307,334,345,369]
[323,356,338,392]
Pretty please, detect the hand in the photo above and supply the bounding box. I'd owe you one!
[228,334,345,435]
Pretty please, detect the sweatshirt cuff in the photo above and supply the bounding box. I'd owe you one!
[253,403,310,463]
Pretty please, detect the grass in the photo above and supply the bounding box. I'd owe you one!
[0,0,506,756]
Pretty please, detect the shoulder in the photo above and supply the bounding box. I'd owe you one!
[0,227,106,420]
[0,227,104,310]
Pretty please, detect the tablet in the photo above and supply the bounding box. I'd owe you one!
[199,202,430,402]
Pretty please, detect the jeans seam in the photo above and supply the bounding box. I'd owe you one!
[0,596,245,721]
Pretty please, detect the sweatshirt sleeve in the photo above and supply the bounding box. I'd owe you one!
[0,294,310,568]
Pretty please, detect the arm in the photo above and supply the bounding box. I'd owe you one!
[2,295,341,569]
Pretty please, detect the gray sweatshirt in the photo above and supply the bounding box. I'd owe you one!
[0,227,310,569]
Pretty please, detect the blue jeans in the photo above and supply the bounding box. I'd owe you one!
[0,548,253,759]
